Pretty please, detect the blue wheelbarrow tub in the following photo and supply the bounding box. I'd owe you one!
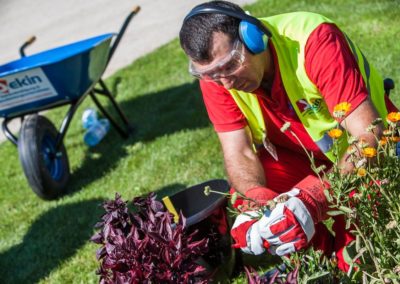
[0,33,115,117]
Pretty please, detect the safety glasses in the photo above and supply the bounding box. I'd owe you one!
[189,39,245,82]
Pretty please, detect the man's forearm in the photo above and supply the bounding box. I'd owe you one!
[217,127,267,195]
[224,151,266,195]
[337,132,381,174]
[337,99,383,174]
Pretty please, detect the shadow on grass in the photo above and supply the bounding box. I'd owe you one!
[65,81,209,196]
[0,198,104,284]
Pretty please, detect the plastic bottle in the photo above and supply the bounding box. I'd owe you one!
[82,108,98,129]
[83,118,110,147]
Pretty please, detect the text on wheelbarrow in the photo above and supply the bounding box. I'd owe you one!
[0,68,58,112]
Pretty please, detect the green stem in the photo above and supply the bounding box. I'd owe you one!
[362,271,381,282]
[289,130,324,183]
[353,222,384,282]
[366,171,394,209]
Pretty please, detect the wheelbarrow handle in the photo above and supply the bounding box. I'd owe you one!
[132,5,141,14]
[107,5,141,65]
[19,35,37,57]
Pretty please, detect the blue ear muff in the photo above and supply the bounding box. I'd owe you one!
[239,21,268,54]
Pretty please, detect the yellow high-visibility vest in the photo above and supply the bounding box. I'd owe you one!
[230,12,387,161]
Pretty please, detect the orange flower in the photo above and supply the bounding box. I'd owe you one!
[379,138,387,146]
[386,112,400,123]
[362,147,377,158]
[333,102,352,118]
[391,136,400,142]
[327,128,343,139]
[357,168,367,177]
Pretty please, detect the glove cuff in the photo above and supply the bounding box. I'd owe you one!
[230,187,278,210]
[292,175,330,223]
[245,187,278,205]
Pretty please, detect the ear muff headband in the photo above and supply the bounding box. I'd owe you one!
[183,4,272,54]
[184,5,272,37]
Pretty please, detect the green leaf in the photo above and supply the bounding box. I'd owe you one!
[323,189,333,202]
[356,235,361,252]
[345,218,352,230]
[230,192,238,205]
[339,206,353,214]
[306,271,331,281]
[327,210,344,216]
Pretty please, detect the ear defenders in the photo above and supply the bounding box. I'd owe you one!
[183,3,272,54]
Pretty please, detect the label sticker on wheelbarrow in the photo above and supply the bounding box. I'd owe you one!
[0,68,58,111]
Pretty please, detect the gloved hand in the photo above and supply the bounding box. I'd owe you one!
[231,175,329,256]
[230,186,278,211]
[257,189,316,255]
[231,210,266,255]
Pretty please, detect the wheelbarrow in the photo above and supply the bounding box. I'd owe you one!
[162,179,240,282]
[0,6,141,200]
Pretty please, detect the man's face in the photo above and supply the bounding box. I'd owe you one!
[190,32,267,92]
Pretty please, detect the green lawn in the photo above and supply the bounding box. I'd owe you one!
[0,0,399,283]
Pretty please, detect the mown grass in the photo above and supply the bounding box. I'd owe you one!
[0,0,399,283]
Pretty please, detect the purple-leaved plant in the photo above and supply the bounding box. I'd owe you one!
[245,265,299,284]
[91,192,210,283]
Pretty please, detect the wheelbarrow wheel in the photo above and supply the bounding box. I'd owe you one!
[18,114,70,200]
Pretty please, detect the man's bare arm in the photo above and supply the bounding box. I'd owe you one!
[338,98,383,173]
[217,127,266,194]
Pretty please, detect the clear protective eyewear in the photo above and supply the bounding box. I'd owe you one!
[189,40,245,82]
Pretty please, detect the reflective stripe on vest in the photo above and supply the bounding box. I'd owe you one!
[229,12,387,162]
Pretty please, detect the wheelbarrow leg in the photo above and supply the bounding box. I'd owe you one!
[55,92,91,150]
[2,118,19,146]
[89,82,133,139]
[99,80,131,128]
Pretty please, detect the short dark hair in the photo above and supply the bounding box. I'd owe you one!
[179,1,244,63]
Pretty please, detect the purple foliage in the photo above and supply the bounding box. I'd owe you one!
[245,265,299,284]
[91,193,210,283]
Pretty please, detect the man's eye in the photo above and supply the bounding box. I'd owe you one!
[223,61,238,74]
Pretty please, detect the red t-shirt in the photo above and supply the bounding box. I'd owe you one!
[200,23,396,161]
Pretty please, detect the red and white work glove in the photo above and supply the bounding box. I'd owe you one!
[230,186,278,211]
[231,175,329,256]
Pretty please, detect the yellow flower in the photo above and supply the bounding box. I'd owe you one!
[357,168,367,177]
[362,147,377,158]
[333,102,352,118]
[327,128,343,139]
[386,112,400,123]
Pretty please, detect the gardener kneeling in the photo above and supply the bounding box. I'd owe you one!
[179,0,398,272]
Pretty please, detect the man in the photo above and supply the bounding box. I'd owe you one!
[179,0,397,272]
